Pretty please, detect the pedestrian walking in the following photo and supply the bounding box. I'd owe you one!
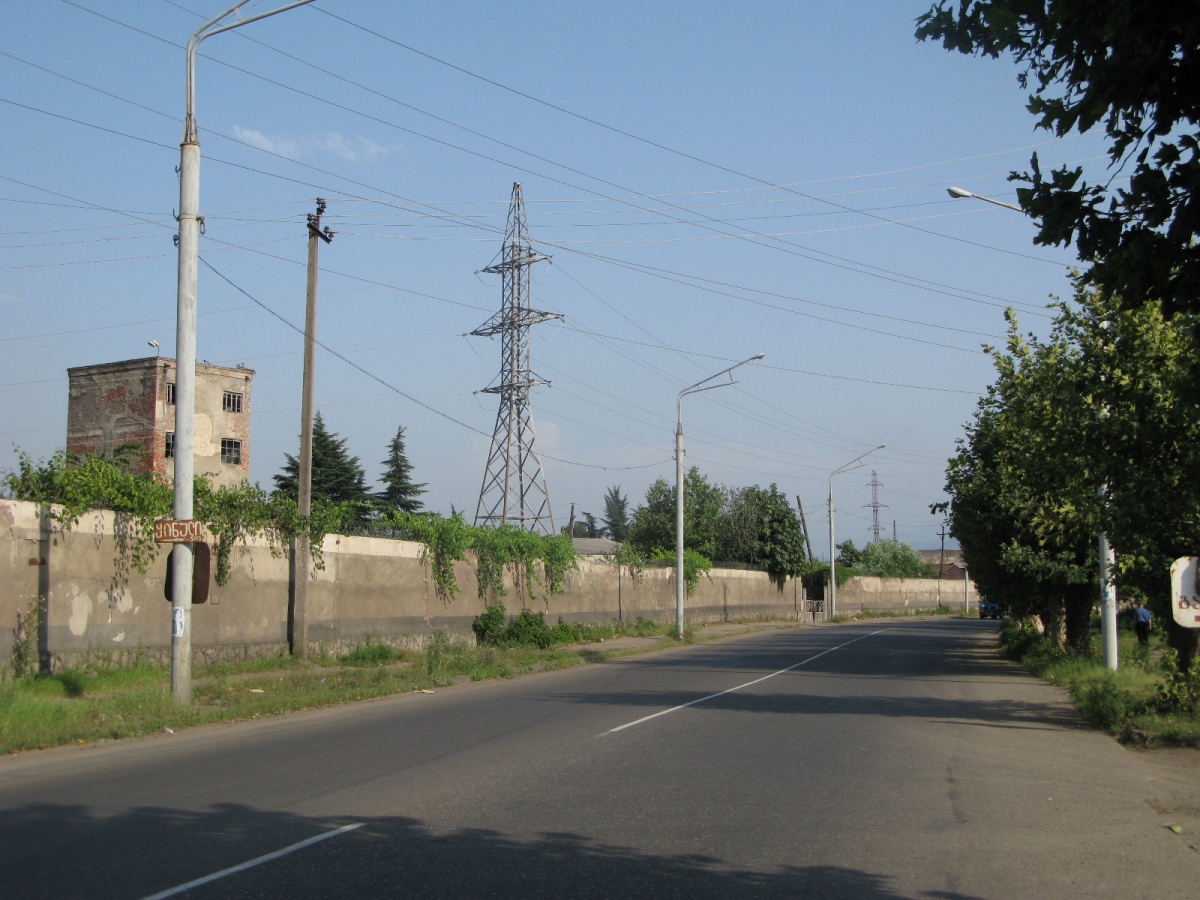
[1134,601,1153,646]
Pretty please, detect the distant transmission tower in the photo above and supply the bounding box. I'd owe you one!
[864,470,888,543]
[471,183,562,533]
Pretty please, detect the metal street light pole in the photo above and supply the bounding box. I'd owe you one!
[828,445,885,619]
[171,0,314,705]
[676,353,765,638]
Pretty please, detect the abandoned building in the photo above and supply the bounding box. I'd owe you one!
[66,356,253,487]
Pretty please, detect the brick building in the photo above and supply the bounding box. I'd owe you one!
[66,356,253,487]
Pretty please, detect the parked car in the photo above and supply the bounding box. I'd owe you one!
[978,599,1003,619]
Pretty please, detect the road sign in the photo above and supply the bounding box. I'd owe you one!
[164,542,211,605]
[1168,557,1200,628]
[154,519,204,543]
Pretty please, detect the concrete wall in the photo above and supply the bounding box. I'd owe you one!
[836,575,978,613]
[1,499,965,672]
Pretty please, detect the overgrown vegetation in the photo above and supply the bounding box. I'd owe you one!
[623,470,809,589]
[1000,619,1200,746]
[0,615,698,753]
[472,602,671,649]
[3,449,343,586]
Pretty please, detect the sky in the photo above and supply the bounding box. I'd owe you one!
[0,1,1110,555]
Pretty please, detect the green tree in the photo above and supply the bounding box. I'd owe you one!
[855,540,936,579]
[377,425,426,513]
[943,305,1100,651]
[600,485,630,542]
[836,540,863,569]
[626,468,723,560]
[916,2,1200,317]
[717,484,807,584]
[274,412,372,527]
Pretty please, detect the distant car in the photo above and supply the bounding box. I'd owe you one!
[978,599,1002,619]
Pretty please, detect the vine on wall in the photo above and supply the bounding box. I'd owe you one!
[3,450,578,602]
[3,450,342,586]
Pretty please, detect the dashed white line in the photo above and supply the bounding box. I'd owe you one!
[601,629,887,735]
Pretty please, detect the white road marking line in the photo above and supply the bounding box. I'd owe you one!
[601,629,887,735]
[139,822,364,900]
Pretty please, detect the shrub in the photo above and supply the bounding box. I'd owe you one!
[1079,676,1132,730]
[505,609,553,649]
[472,603,508,646]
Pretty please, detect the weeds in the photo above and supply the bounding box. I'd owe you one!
[999,619,1200,746]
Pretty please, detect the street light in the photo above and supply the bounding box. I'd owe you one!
[828,445,885,619]
[946,186,1024,213]
[170,0,314,705]
[675,353,765,637]
[949,183,1117,670]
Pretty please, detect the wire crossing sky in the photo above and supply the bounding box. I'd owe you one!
[0,1,1105,550]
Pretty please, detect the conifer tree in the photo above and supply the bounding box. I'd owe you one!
[377,425,426,513]
[274,412,372,525]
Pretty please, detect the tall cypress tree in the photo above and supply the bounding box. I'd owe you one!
[274,411,372,524]
[377,424,426,513]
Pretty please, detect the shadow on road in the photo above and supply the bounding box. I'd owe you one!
[4,801,984,899]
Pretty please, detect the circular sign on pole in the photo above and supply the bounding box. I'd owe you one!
[1168,557,1200,629]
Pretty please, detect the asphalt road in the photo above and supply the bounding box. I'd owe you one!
[3,618,1198,898]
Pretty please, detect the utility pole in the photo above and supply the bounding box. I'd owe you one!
[937,522,947,608]
[291,199,332,661]
[171,0,314,705]
[567,503,576,537]
[795,495,814,564]
[892,520,897,542]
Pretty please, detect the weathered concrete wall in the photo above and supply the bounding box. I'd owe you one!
[4,499,962,672]
[837,575,978,613]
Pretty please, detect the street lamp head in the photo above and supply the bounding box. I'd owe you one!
[751,352,766,360]
[947,187,972,200]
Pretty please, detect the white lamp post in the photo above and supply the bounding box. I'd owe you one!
[828,445,885,618]
[170,0,315,704]
[675,354,765,637]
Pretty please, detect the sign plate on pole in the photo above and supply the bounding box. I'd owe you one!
[1168,557,1200,628]
[154,519,204,544]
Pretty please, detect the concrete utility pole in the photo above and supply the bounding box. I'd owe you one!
[795,495,814,566]
[964,565,970,615]
[937,522,948,608]
[1099,487,1119,671]
[291,199,332,660]
[171,0,314,704]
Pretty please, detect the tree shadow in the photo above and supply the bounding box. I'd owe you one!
[2,801,984,899]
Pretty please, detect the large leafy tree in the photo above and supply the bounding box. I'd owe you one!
[856,540,936,579]
[944,282,1200,662]
[916,2,1200,316]
[717,484,807,584]
[600,485,630,542]
[944,306,1100,651]
[377,425,426,513]
[274,412,373,526]
[626,468,724,560]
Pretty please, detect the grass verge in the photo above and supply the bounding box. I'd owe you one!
[829,604,964,624]
[999,619,1200,747]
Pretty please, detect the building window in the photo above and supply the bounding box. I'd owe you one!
[223,391,243,413]
[165,432,175,459]
[166,383,175,405]
[220,438,242,465]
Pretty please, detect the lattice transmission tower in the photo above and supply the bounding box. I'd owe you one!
[864,470,888,543]
[471,183,562,533]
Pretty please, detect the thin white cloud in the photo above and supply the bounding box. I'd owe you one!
[231,126,399,163]
[0,292,21,305]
